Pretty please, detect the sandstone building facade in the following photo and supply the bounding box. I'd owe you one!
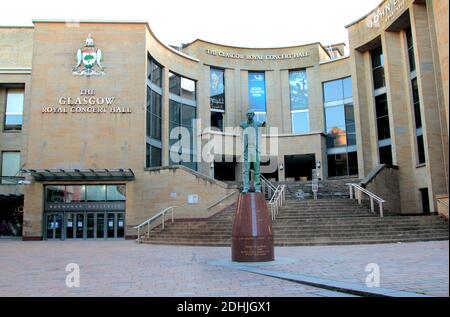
[0,0,448,240]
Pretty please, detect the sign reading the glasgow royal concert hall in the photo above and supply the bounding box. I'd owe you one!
[206,49,310,61]
[42,90,132,114]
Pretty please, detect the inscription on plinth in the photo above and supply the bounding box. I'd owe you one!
[232,193,274,262]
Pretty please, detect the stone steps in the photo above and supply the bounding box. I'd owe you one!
[142,236,450,247]
[139,178,448,246]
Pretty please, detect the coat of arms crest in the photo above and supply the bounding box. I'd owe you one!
[72,34,105,76]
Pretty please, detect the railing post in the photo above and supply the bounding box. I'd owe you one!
[349,185,353,200]
[357,189,362,205]
[171,207,174,223]
[370,197,374,214]
[379,202,384,218]
[137,227,140,243]
[162,212,165,230]
[147,221,150,237]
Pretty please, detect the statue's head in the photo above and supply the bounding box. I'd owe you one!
[246,111,255,121]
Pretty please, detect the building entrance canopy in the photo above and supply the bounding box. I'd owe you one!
[21,169,135,181]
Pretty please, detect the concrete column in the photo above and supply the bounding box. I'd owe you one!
[382,30,417,212]
[266,69,282,131]
[350,50,376,178]
[280,69,291,134]
[411,3,449,210]
[224,68,236,128]
[307,66,323,133]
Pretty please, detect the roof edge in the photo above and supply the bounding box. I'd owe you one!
[30,19,200,63]
[183,38,324,51]
[345,0,387,28]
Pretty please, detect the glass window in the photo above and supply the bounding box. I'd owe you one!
[375,94,390,140]
[107,185,126,201]
[372,67,386,90]
[289,70,308,110]
[151,146,162,167]
[406,27,416,73]
[181,77,196,101]
[323,80,343,103]
[323,77,357,177]
[146,88,162,141]
[169,72,181,95]
[325,106,346,130]
[211,111,224,131]
[210,68,225,111]
[343,77,353,99]
[417,135,425,164]
[151,90,162,118]
[1,152,20,184]
[147,57,162,87]
[327,127,347,148]
[86,185,106,202]
[4,88,24,130]
[371,47,386,90]
[411,78,422,129]
[379,145,393,165]
[328,153,348,177]
[248,72,266,113]
[45,185,66,203]
[150,114,161,141]
[371,47,384,68]
[291,111,309,134]
[347,133,357,146]
[169,100,181,124]
[348,151,358,175]
[65,186,85,203]
[182,104,196,127]
[146,68,163,169]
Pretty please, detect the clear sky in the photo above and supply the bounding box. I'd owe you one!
[0,0,381,49]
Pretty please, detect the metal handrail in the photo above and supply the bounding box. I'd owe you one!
[134,206,179,243]
[261,175,277,200]
[207,191,238,210]
[268,185,286,221]
[346,183,386,217]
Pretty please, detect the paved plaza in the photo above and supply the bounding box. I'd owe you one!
[0,240,448,297]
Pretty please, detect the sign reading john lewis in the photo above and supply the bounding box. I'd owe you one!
[206,49,310,60]
[367,0,406,28]
[42,89,131,114]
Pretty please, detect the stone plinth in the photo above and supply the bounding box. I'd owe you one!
[232,193,274,262]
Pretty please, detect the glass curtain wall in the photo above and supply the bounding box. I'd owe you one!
[289,70,310,134]
[323,77,358,177]
[146,56,163,168]
[169,72,197,170]
[371,46,393,165]
[210,68,225,131]
[406,26,425,165]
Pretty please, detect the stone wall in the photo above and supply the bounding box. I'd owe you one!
[362,165,401,214]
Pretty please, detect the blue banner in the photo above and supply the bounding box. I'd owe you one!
[248,72,266,113]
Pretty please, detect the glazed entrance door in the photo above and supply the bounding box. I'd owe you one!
[86,213,95,239]
[75,213,85,239]
[45,213,63,240]
[106,212,125,239]
[45,211,124,240]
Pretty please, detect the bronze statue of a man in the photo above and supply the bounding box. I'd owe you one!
[240,111,266,193]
